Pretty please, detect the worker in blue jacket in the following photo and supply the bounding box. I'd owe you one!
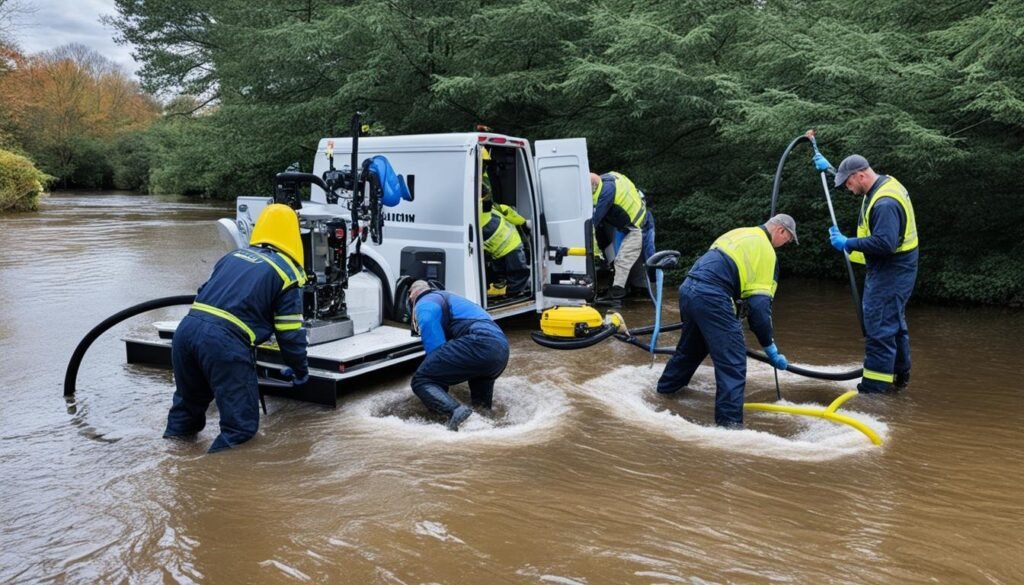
[591,172,656,300]
[824,154,918,393]
[165,204,310,453]
[657,215,798,427]
[408,280,510,430]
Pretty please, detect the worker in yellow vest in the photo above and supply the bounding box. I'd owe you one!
[826,154,918,393]
[590,172,656,301]
[656,215,797,427]
[480,171,529,296]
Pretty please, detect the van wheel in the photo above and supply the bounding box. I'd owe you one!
[392,276,446,323]
[392,276,413,323]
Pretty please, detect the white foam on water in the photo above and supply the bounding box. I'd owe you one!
[633,571,687,583]
[539,576,588,585]
[342,375,569,445]
[413,520,466,544]
[258,559,311,582]
[575,363,888,462]
[516,565,588,584]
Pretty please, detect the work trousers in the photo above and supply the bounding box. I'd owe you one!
[166,315,260,453]
[411,326,510,416]
[656,278,747,426]
[860,261,917,392]
[629,225,658,288]
[613,228,643,289]
[490,247,530,295]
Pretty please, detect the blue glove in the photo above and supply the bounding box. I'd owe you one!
[812,152,832,172]
[764,343,789,370]
[829,226,849,252]
[280,367,310,386]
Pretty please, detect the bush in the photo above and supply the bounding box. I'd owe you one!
[65,136,113,189]
[0,148,52,212]
[110,131,154,191]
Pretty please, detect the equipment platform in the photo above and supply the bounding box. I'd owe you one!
[124,322,425,407]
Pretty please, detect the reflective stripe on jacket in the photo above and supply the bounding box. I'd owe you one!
[850,176,918,265]
[190,247,307,346]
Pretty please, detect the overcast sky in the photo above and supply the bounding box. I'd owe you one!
[12,0,139,77]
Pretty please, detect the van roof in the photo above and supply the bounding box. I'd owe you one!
[316,132,528,153]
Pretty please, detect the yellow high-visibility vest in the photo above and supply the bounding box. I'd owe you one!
[850,176,918,264]
[480,209,522,259]
[710,227,778,298]
[591,171,647,228]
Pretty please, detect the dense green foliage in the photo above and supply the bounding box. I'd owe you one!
[106,0,1023,305]
[0,148,52,212]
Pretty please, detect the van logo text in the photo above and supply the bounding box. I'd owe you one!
[382,212,415,223]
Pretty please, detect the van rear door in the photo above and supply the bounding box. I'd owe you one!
[533,138,593,308]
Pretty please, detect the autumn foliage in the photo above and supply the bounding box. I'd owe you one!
[0,43,159,188]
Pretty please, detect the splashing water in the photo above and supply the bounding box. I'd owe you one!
[339,374,571,446]
[569,363,888,462]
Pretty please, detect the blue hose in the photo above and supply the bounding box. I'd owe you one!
[649,268,664,353]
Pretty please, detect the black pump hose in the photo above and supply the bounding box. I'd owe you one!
[530,324,618,350]
[769,134,811,218]
[620,322,685,336]
[762,132,866,381]
[744,348,860,381]
[613,316,863,380]
[772,131,864,335]
[64,295,196,401]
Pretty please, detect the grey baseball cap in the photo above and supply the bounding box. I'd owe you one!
[834,154,870,188]
[767,213,798,245]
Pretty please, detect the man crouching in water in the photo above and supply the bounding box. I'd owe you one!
[408,280,510,430]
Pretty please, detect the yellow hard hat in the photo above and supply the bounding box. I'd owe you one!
[481,146,492,161]
[250,203,304,265]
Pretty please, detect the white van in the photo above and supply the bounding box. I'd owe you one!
[124,131,598,405]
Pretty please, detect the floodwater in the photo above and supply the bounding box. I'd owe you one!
[1,192,1022,584]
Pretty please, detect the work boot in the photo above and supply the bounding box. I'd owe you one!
[856,382,889,394]
[446,405,472,431]
[595,285,626,307]
[894,371,910,391]
[162,432,199,442]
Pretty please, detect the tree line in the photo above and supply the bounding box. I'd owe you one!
[0,43,159,191]
[1,0,1021,305]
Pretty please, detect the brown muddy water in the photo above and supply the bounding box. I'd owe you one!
[1,192,1022,584]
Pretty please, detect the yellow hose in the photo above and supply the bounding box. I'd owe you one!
[743,390,883,445]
